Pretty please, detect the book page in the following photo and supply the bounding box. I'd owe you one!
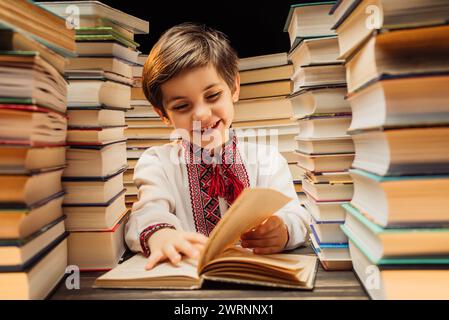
[212,246,315,271]
[96,254,199,281]
[198,188,291,271]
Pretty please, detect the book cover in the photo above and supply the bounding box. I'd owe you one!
[310,224,348,247]
[68,208,129,233]
[342,204,449,265]
[62,188,126,207]
[68,139,127,149]
[62,166,127,182]
[348,71,449,97]
[0,231,69,272]
[0,103,67,117]
[349,168,449,183]
[331,0,362,30]
[0,190,64,213]
[283,2,337,32]
[0,215,66,246]
[76,34,138,50]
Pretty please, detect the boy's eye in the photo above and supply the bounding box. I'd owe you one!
[207,91,221,100]
[173,104,188,110]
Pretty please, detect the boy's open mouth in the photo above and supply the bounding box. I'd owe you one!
[199,120,221,134]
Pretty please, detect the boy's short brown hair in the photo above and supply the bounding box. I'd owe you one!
[142,23,239,116]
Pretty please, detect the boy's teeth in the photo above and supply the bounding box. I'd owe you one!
[201,121,217,132]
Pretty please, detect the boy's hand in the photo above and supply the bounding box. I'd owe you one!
[240,216,288,254]
[145,229,208,270]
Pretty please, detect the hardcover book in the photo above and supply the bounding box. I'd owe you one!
[95,188,318,290]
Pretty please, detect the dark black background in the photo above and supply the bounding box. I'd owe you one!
[39,0,328,58]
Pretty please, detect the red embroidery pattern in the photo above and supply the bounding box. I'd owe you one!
[183,134,250,236]
[139,223,176,257]
[222,137,250,206]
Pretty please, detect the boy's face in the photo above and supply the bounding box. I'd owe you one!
[157,64,240,149]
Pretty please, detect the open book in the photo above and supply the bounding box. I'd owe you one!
[95,188,318,290]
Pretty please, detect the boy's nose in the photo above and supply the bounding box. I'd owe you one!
[192,103,212,121]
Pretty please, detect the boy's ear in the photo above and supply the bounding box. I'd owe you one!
[153,106,171,125]
[232,74,241,103]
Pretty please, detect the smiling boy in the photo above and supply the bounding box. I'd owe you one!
[125,23,310,270]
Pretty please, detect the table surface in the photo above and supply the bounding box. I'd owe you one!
[49,247,369,300]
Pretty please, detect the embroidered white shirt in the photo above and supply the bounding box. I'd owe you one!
[125,137,311,253]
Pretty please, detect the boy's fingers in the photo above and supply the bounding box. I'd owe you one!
[241,217,282,239]
[241,224,282,240]
[145,250,164,270]
[241,237,280,248]
[163,244,182,266]
[259,216,282,233]
[253,247,280,255]
[241,228,278,240]
[175,239,200,260]
[184,232,208,244]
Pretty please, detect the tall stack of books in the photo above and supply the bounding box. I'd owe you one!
[236,53,301,192]
[284,2,353,270]
[332,0,449,299]
[124,53,169,209]
[0,0,76,299]
[40,1,149,271]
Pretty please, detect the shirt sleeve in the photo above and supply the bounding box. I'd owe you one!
[124,147,184,254]
[256,145,311,250]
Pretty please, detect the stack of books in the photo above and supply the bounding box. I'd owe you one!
[0,0,76,299]
[332,0,449,299]
[236,53,301,190]
[40,1,149,271]
[284,1,353,270]
[124,54,169,209]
